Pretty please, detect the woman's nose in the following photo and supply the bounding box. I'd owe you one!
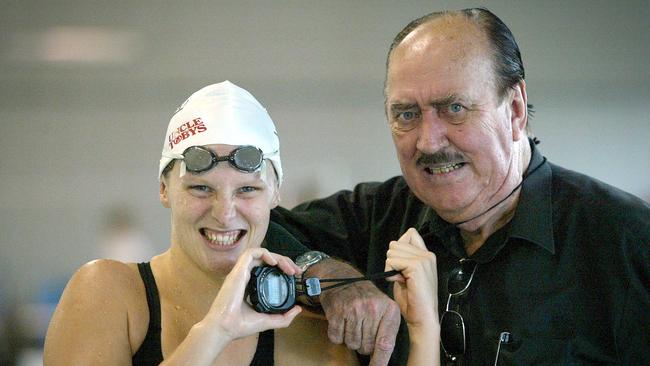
[211,196,236,224]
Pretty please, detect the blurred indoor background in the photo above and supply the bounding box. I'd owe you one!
[1,0,648,364]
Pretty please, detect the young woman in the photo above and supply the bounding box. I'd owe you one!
[44,81,357,365]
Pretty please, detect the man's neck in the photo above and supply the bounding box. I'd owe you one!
[459,194,519,255]
[457,139,532,255]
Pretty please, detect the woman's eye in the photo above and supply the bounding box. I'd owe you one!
[190,185,211,193]
[239,186,258,194]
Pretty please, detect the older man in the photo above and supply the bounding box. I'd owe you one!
[274,8,650,365]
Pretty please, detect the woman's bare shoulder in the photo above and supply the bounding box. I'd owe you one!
[43,259,149,365]
[60,259,146,306]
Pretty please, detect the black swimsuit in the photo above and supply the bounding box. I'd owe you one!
[132,262,274,365]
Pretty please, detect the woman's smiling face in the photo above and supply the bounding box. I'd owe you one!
[160,144,279,274]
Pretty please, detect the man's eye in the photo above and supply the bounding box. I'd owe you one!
[449,103,463,113]
[438,103,468,124]
[400,111,416,120]
[394,110,420,125]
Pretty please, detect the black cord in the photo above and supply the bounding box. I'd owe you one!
[453,157,547,226]
[317,270,400,292]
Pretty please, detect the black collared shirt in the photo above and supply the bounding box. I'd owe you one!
[271,141,650,365]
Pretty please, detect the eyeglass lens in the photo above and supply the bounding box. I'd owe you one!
[441,310,466,356]
[448,259,477,295]
[441,259,477,360]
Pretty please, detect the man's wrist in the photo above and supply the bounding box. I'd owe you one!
[295,251,331,306]
[303,257,362,278]
[296,250,330,273]
[298,257,364,306]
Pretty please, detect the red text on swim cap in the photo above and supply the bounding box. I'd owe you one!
[168,118,208,149]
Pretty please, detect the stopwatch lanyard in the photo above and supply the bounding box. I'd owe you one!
[299,270,400,295]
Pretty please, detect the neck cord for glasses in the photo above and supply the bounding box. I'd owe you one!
[452,156,547,226]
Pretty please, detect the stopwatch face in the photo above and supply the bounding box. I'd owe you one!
[261,270,290,306]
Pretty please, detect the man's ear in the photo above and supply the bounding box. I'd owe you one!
[160,179,171,208]
[509,80,528,141]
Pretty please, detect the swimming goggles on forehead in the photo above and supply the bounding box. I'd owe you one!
[181,145,271,174]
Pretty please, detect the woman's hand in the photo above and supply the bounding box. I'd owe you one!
[163,249,302,365]
[204,248,303,341]
[385,228,441,365]
[385,228,439,329]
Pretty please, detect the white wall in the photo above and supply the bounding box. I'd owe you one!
[1,0,648,309]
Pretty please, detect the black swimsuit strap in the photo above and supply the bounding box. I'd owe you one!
[132,262,164,365]
[133,262,274,365]
[251,329,275,365]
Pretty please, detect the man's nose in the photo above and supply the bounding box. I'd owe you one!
[416,111,449,154]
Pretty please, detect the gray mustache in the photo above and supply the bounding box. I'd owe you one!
[416,151,465,166]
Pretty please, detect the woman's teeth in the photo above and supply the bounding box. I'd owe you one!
[426,162,464,174]
[204,230,240,246]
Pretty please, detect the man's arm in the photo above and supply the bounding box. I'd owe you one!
[304,258,401,366]
[271,181,405,365]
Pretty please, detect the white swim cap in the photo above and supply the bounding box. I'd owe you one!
[159,81,282,185]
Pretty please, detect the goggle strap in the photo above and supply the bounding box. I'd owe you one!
[179,160,187,177]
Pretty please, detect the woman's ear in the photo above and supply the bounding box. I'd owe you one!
[270,186,281,209]
[160,179,171,208]
[266,162,281,208]
[509,80,528,141]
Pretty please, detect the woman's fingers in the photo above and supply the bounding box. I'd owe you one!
[260,305,302,330]
[235,248,300,276]
[385,273,406,283]
[272,253,302,276]
[247,248,301,276]
[398,228,427,250]
[210,247,303,340]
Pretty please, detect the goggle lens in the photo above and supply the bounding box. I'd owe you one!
[233,146,264,171]
[182,145,263,173]
[183,147,214,172]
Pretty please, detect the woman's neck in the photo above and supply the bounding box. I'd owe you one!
[154,247,225,307]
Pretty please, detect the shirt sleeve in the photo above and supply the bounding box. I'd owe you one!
[262,221,311,260]
[270,182,382,272]
[615,205,650,364]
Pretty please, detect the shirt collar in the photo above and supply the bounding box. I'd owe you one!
[415,139,555,257]
[507,139,555,254]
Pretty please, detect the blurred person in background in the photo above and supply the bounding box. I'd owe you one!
[99,204,156,263]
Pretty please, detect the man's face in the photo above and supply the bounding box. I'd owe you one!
[385,16,523,224]
[160,144,279,275]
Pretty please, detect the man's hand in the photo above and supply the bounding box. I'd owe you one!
[307,259,401,366]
